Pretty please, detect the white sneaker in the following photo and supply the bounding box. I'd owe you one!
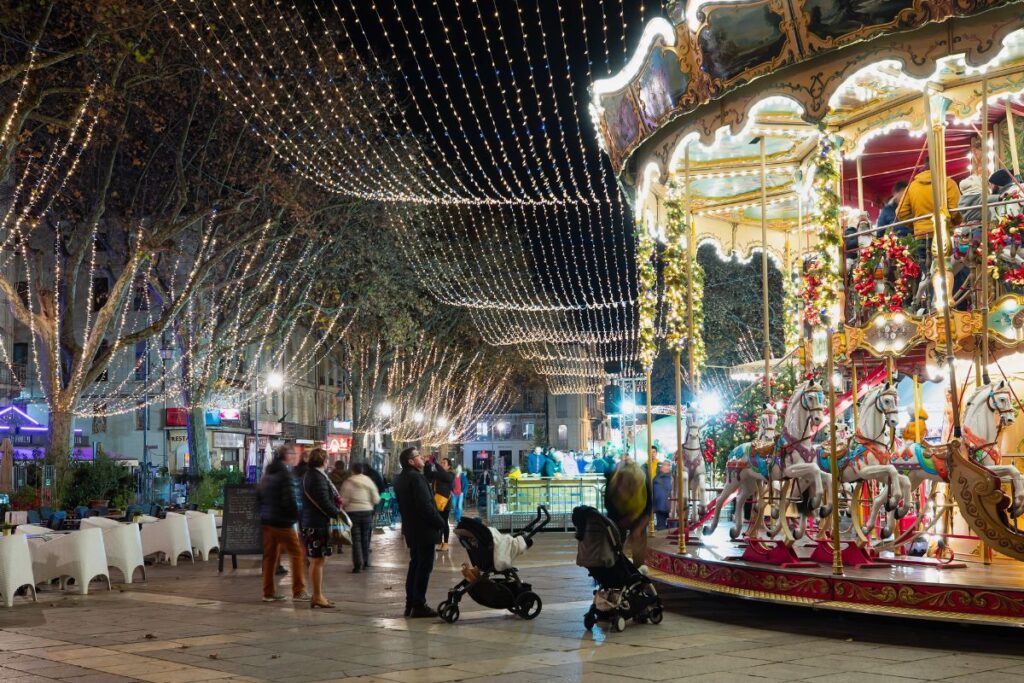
[262,594,286,602]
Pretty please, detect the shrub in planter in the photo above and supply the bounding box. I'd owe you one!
[65,452,134,510]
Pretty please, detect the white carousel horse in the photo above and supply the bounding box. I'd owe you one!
[961,380,1024,517]
[679,408,709,525]
[819,382,907,537]
[705,382,825,540]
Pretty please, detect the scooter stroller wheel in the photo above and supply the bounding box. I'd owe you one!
[514,590,542,620]
[611,614,627,633]
[648,606,664,625]
[438,601,460,624]
[583,611,596,631]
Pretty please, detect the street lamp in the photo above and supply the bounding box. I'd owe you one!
[413,410,425,424]
[377,401,393,418]
[266,370,285,391]
[436,416,448,428]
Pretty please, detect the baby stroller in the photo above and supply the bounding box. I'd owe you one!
[437,506,550,624]
[572,505,663,632]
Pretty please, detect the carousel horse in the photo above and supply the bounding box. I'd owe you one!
[705,382,825,540]
[889,409,946,514]
[961,380,1024,517]
[679,407,710,525]
[820,382,907,537]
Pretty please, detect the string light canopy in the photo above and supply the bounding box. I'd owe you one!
[164,0,646,391]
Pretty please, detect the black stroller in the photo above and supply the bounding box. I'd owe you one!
[572,505,663,632]
[437,506,550,624]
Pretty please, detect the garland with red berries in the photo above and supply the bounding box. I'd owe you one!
[850,233,920,312]
[987,213,1024,285]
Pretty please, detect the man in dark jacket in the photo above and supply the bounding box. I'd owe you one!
[257,444,307,602]
[394,446,446,618]
[652,459,674,530]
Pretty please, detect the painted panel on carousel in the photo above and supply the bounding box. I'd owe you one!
[853,311,921,356]
[740,197,800,224]
[688,136,794,163]
[988,295,1024,344]
[801,0,913,46]
[603,90,644,160]
[637,47,690,130]
[688,173,792,201]
[698,1,792,84]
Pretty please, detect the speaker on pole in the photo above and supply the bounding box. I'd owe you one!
[603,384,622,414]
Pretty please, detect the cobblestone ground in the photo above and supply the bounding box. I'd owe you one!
[3,529,1024,683]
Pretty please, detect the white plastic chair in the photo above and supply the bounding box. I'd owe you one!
[185,510,219,561]
[140,512,193,566]
[0,534,37,607]
[81,518,146,583]
[16,527,110,594]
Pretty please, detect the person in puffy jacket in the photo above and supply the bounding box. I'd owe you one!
[605,461,652,565]
[257,445,307,602]
[526,447,544,475]
[541,449,562,477]
[652,460,674,529]
[340,462,381,573]
[300,448,342,608]
[895,166,961,238]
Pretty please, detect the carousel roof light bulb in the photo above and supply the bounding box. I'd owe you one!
[621,398,636,414]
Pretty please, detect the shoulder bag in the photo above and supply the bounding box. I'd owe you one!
[303,471,353,546]
[433,480,450,512]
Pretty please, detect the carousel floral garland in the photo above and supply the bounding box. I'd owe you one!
[800,134,842,327]
[783,256,801,351]
[986,213,1024,285]
[850,233,920,311]
[636,220,659,372]
[664,195,706,372]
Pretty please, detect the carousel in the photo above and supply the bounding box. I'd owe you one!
[592,0,1024,625]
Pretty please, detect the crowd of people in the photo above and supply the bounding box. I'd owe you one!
[842,133,1024,316]
[257,444,386,609]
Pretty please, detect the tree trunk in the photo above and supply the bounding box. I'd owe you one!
[187,404,212,474]
[46,409,75,507]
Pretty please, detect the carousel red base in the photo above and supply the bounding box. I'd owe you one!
[645,534,1024,627]
[808,540,891,568]
[732,539,818,568]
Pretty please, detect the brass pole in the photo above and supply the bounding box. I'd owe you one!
[851,362,859,431]
[675,349,686,551]
[980,78,991,383]
[647,371,656,537]
[760,136,772,399]
[924,90,963,437]
[1006,98,1020,177]
[856,156,865,211]
[827,327,844,576]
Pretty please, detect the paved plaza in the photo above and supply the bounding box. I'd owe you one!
[2,530,1024,683]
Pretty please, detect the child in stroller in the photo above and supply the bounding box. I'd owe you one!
[572,505,663,632]
[437,506,550,624]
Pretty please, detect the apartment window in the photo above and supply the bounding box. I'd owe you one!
[12,343,27,366]
[557,424,568,449]
[523,391,534,410]
[134,342,147,381]
[96,340,109,382]
[92,277,109,312]
[15,281,28,307]
[523,422,535,440]
[476,421,488,439]
[132,285,149,311]
[555,395,568,418]
[135,403,148,431]
[495,421,510,439]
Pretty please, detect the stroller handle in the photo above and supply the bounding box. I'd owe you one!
[517,505,551,540]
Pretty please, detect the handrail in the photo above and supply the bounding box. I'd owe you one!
[842,197,1023,241]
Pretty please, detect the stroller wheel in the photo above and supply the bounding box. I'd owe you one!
[648,606,664,625]
[583,611,596,631]
[611,614,627,633]
[514,591,543,620]
[438,601,460,624]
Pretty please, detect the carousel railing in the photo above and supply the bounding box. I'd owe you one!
[842,197,1024,326]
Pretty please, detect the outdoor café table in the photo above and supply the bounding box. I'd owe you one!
[4,511,27,526]
[15,527,111,594]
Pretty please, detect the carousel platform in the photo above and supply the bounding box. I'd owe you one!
[647,529,1024,627]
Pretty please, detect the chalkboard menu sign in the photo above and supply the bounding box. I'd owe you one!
[219,484,262,571]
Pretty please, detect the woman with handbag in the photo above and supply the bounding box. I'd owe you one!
[301,448,343,608]
[429,458,455,551]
